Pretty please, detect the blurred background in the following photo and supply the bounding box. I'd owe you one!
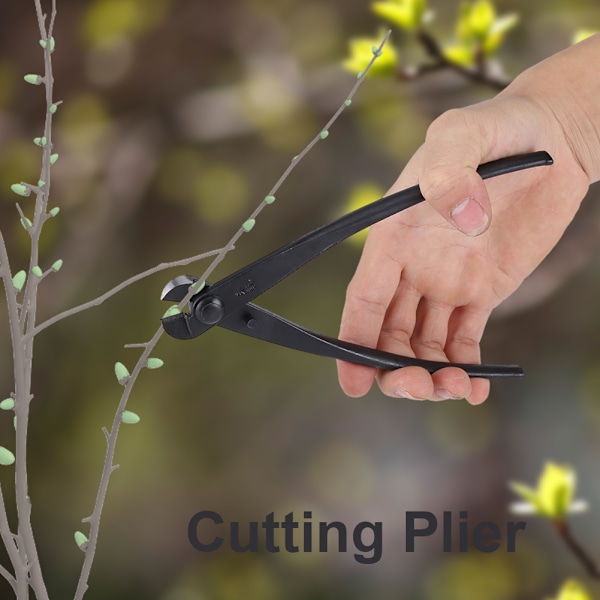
[0,0,599,598]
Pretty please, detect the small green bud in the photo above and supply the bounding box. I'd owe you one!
[0,447,15,466]
[162,305,181,318]
[20,217,33,231]
[38,179,46,188]
[49,207,60,217]
[34,137,47,147]
[39,40,47,49]
[24,74,42,85]
[344,99,352,106]
[319,130,329,139]
[146,358,164,369]
[114,362,130,384]
[0,398,15,411]
[357,71,364,78]
[12,270,26,292]
[74,531,88,549]
[31,266,43,278]
[121,410,140,424]
[190,280,205,294]
[49,37,56,52]
[51,259,63,272]
[49,104,58,114]
[50,153,59,165]
[372,45,383,57]
[292,155,299,161]
[11,184,29,197]
[242,219,256,232]
[264,195,276,204]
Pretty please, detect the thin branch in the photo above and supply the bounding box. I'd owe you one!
[0,562,16,594]
[72,31,391,600]
[554,519,600,579]
[29,247,225,339]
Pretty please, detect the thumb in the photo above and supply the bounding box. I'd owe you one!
[417,107,500,237]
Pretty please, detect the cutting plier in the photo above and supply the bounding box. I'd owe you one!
[161,151,552,379]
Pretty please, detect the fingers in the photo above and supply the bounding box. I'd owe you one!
[337,227,403,397]
[376,300,492,404]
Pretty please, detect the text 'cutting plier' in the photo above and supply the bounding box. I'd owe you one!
[161,151,553,379]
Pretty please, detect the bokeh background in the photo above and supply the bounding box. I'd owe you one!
[0,0,599,598]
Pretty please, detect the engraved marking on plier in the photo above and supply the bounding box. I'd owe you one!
[234,279,255,297]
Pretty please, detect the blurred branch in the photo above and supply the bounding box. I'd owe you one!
[554,519,600,580]
[401,30,509,90]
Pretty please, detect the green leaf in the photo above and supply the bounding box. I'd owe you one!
[74,531,88,549]
[552,580,592,600]
[38,179,46,188]
[319,130,329,140]
[31,266,43,278]
[114,362,130,384]
[20,217,33,231]
[242,219,256,232]
[50,153,59,165]
[33,137,47,147]
[146,358,164,370]
[49,103,58,114]
[12,270,27,292]
[24,74,42,85]
[51,259,63,272]
[39,40,47,49]
[0,398,15,411]
[190,279,205,294]
[121,410,140,424]
[264,195,276,204]
[10,184,29,197]
[342,35,398,76]
[162,305,181,318]
[0,447,15,466]
[344,99,352,107]
[49,207,60,217]
[12,270,26,292]
[49,37,56,52]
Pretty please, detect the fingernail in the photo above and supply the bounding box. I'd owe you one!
[395,388,424,401]
[450,197,489,236]
[434,387,459,400]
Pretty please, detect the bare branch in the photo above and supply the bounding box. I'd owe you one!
[554,519,600,579]
[29,247,225,339]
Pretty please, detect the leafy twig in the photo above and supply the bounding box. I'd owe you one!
[72,30,391,600]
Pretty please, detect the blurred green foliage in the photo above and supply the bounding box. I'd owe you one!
[1,0,600,599]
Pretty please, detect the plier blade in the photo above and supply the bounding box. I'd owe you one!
[161,151,553,378]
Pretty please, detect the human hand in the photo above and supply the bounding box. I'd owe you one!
[338,37,600,404]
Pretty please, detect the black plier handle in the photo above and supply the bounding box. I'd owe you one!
[161,151,553,378]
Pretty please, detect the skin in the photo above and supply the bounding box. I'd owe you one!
[338,34,600,404]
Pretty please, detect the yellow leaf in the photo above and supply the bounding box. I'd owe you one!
[483,13,519,54]
[371,0,427,31]
[573,29,598,45]
[342,183,386,246]
[443,43,475,66]
[342,36,398,76]
[537,462,575,518]
[552,580,592,600]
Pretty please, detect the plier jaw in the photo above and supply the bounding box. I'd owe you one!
[160,152,554,378]
[160,275,223,340]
